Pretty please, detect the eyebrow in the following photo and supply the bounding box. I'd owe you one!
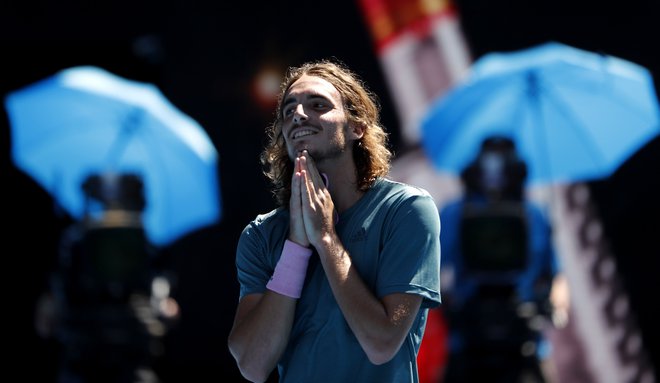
[282,94,330,111]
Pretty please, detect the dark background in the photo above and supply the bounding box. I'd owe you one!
[2,0,659,381]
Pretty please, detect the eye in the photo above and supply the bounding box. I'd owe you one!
[312,101,331,110]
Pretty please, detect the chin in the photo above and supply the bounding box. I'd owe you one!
[289,143,313,156]
[288,147,308,161]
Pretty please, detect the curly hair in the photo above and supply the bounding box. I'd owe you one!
[260,59,392,207]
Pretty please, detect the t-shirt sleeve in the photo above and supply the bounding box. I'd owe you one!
[377,192,442,308]
[235,221,275,300]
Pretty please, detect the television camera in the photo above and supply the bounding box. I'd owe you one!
[42,172,178,383]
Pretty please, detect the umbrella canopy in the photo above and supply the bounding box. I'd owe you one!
[5,66,221,246]
[421,41,660,185]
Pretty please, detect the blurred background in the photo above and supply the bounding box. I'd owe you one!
[2,0,659,382]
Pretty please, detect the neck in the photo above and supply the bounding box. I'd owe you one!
[318,160,364,214]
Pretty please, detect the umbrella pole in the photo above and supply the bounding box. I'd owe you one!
[105,111,142,167]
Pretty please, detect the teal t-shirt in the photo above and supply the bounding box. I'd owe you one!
[235,178,441,383]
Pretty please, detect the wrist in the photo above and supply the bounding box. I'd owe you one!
[287,237,309,248]
[319,232,338,248]
[266,240,313,298]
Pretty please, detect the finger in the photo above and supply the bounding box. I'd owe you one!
[289,161,309,246]
[299,151,324,191]
[291,171,304,208]
[300,169,314,207]
[295,155,313,209]
[295,156,312,197]
[301,163,330,220]
[291,158,300,200]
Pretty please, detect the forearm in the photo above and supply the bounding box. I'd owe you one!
[228,293,297,382]
[315,234,419,365]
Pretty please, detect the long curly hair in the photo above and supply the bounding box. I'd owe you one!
[260,59,392,207]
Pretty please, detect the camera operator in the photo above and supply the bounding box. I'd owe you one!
[438,136,567,383]
[34,173,180,383]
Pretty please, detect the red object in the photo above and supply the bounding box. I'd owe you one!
[417,307,449,383]
[357,0,457,53]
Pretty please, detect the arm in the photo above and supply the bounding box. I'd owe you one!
[317,235,424,365]
[533,203,570,326]
[297,154,433,364]
[228,157,312,382]
[227,292,296,382]
[550,273,570,328]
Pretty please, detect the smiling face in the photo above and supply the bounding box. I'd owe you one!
[281,74,363,164]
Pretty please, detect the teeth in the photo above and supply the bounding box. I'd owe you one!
[293,129,315,139]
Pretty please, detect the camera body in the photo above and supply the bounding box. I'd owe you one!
[46,173,175,383]
[442,136,553,382]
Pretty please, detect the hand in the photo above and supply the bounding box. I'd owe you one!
[289,155,310,247]
[297,151,336,247]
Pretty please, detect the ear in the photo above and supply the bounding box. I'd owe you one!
[348,122,365,140]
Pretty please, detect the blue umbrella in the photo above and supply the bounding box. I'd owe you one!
[5,66,222,246]
[421,41,660,185]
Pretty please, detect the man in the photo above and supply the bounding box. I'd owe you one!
[227,59,441,383]
[439,136,564,383]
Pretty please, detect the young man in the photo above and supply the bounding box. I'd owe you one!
[228,59,441,383]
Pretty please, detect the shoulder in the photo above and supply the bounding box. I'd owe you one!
[377,178,435,200]
[241,207,288,236]
[237,207,289,258]
[254,207,286,224]
[374,178,439,223]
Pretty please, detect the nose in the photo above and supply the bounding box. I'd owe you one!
[292,104,307,124]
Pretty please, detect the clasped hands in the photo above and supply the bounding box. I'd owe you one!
[289,150,337,248]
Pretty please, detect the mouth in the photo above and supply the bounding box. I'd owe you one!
[291,128,317,140]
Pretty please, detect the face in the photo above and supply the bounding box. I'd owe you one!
[480,152,505,190]
[281,74,363,163]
